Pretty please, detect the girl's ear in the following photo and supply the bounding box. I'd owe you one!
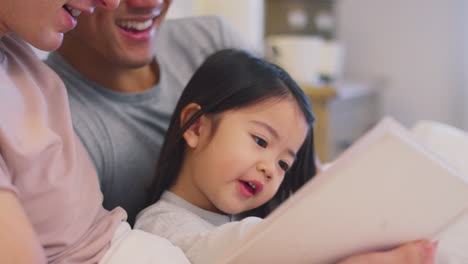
[180,103,203,148]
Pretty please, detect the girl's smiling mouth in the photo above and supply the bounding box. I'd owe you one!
[239,180,263,198]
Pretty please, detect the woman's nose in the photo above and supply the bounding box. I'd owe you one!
[96,0,120,9]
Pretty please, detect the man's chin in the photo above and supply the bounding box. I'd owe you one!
[121,57,155,69]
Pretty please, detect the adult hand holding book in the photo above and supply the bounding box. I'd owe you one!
[337,240,437,264]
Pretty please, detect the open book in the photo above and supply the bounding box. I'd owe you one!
[216,117,468,264]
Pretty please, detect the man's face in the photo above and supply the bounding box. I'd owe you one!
[61,0,172,68]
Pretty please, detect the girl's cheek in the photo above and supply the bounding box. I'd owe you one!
[273,180,283,193]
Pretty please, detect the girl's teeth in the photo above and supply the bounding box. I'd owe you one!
[247,182,256,190]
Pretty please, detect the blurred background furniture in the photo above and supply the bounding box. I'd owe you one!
[304,81,381,162]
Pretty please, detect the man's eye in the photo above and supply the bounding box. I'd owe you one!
[253,136,268,148]
[278,160,289,172]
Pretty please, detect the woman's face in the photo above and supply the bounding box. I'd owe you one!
[0,0,120,51]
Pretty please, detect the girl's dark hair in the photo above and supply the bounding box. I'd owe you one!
[148,49,316,218]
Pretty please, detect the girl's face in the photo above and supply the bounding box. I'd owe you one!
[173,97,308,215]
[0,0,119,51]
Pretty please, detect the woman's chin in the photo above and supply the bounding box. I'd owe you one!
[29,32,64,52]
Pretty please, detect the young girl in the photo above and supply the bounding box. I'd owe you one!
[134,48,315,262]
[134,49,439,264]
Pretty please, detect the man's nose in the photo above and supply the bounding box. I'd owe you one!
[96,0,120,10]
[126,0,165,9]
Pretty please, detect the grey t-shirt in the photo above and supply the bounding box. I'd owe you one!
[45,16,252,224]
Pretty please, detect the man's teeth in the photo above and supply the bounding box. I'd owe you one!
[64,5,82,17]
[117,20,153,31]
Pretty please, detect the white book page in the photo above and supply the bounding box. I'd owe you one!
[411,120,468,263]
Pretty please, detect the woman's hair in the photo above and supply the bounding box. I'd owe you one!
[147,49,316,218]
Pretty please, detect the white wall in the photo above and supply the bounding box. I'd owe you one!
[166,0,197,18]
[463,2,468,130]
[336,0,466,128]
[197,0,264,53]
[169,0,264,53]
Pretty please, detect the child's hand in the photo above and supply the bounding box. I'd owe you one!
[337,240,438,264]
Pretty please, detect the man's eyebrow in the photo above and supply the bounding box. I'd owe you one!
[250,120,297,159]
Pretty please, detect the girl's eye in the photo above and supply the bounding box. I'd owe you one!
[278,160,290,172]
[253,136,268,148]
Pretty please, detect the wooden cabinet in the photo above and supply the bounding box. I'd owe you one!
[303,81,380,162]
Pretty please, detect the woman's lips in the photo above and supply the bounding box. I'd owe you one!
[60,5,78,32]
[63,5,82,17]
[60,4,92,32]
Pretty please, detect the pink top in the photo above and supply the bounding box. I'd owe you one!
[0,33,127,264]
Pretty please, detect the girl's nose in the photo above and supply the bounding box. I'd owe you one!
[96,0,120,9]
[256,161,274,181]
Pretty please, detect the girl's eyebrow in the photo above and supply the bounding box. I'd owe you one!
[249,120,297,159]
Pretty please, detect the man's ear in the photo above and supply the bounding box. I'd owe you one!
[180,103,203,148]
